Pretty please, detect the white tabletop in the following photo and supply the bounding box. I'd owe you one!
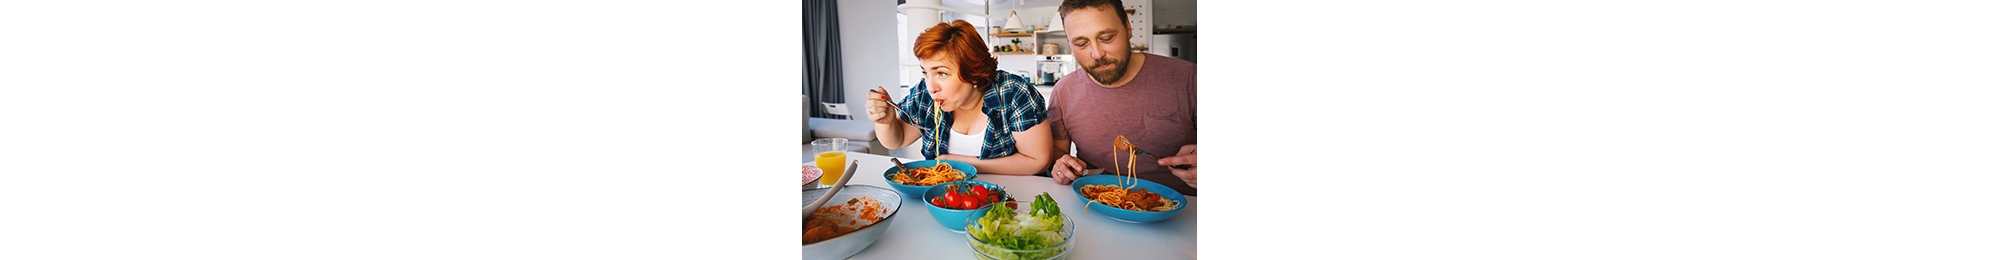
[806,152,1198,260]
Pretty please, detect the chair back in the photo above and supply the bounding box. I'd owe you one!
[821,102,851,119]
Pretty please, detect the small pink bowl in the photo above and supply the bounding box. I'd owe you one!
[802,165,824,190]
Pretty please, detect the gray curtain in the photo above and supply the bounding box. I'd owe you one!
[803,0,845,119]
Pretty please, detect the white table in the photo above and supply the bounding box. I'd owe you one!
[807,152,1198,260]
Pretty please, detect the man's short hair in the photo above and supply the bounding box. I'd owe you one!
[1058,0,1129,25]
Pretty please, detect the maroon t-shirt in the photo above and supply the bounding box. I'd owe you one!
[1049,53,1197,196]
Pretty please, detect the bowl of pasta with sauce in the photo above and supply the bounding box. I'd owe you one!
[882,159,977,198]
[803,185,901,260]
[1069,174,1188,223]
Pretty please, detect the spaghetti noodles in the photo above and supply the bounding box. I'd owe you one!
[1115,136,1138,188]
[1081,135,1181,212]
[890,162,967,186]
[1080,184,1179,212]
[932,94,943,159]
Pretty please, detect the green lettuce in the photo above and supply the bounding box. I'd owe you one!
[969,192,1068,260]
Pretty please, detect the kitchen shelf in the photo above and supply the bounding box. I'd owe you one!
[1155,28,1196,34]
[984,32,1032,37]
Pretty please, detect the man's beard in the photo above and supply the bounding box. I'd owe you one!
[1084,54,1129,85]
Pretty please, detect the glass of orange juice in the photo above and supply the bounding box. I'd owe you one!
[812,138,849,186]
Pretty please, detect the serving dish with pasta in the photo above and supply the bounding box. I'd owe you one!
[802,185,902,260]
[1069,175,1187,223]
[882,159,978,198]
[1067,136,1188,223]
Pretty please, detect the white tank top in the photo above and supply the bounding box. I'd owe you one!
[947,124,985,157]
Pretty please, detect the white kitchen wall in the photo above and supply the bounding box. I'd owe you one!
[840,0,898,118]
[994,0,1207,80]
[1012,6,1061,31]
[893,0,1192,90]
[995,6,1062,76]
[1151,33,1194,63]
[995,54,1046,79]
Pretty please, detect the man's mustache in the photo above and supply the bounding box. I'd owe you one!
[1090,58,1119,69]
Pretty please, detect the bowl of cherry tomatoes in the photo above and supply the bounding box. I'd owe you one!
[922,180,1014,233]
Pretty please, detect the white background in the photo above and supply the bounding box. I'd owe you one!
[4,0,1997,259]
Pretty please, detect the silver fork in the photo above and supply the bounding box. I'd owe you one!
[1123,142,1193,170]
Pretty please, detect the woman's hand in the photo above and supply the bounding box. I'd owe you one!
[1051,154,1091,185]
[1156,144,1197,189]
[937,153,977,163]
[864,86,899,125]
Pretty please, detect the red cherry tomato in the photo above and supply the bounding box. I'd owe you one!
[960,200,975,209]
[971,185,989,197]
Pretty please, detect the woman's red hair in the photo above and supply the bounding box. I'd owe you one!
[914,20,996,89]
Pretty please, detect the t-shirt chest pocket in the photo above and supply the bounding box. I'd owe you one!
[1140,109,1190,150]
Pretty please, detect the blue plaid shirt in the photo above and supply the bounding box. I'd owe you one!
[896,70,1048,160]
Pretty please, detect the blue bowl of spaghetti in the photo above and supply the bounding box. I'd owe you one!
[1069,174,1187,223]
[883,159,977,198]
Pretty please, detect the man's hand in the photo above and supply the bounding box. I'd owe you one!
[864,86,899,125]
[1156,144,1197,189]
[1050,154,1091,185]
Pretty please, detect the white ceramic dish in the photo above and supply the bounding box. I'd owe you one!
[802,185,901,260]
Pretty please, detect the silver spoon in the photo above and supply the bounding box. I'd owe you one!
[803,160,859,220]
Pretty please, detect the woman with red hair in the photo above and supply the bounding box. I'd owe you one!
[865,20,1054,176]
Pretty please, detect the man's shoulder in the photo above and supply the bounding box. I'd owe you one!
[1142,53,1195,73]
[1054,70,1094,88]
[1052,73,1095,98]
[1131,54,1194,95]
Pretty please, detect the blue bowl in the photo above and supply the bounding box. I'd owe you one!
[882,159,978,198]
[1069,175,1188,223]
[923,180,1008,233]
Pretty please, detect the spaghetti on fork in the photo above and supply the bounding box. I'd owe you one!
[1080,135,1182,212]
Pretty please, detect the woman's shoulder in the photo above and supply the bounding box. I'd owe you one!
[984,70,1046,113]
[990,70,1034,89]
[987,71,1043,97]
[984,70,1032,95]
